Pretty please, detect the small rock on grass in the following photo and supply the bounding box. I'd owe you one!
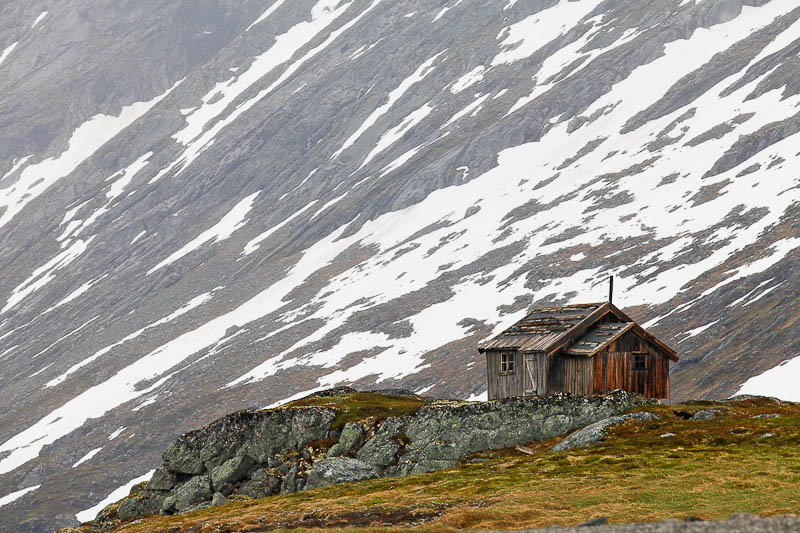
[690,409,721,421]
[577,516,608,526]
[552,412,660,452]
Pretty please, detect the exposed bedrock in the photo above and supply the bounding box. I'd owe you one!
[86,389,651,526]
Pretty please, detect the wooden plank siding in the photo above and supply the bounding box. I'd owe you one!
[486,350,524,400]
[588,328,671,399]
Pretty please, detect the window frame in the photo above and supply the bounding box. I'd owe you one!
[633,353,647,371]
[500,352,516,374]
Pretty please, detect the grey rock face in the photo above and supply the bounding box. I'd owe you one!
[174,475,213,512]
[551,412,660,452]
[398,392,650,474]
[90,389,650,525]
[211,454,254,489]
[116,490,167,520]
[146,466,176,492]
[356,417,409,469]
[327,422,365,457]
[238,467,282,499]
[306,457,380,490]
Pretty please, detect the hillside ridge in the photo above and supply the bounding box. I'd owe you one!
[63,389,800,532]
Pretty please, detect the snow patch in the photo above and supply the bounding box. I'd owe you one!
[737,355,800,402]
[0,42,18,67]
[450,66,486,94]
[2,238,95,314]
[331,50,444,160]
[147,192,260,274]
[0,82,180,232]
[0,485,40,510]
[72,447,102,468]
[46,292,213,388]
[242,199,318,256]
[31,11,48,29]
[108,427,126,440]
[492,0,597,66]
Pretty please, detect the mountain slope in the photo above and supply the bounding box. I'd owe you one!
[1,0,799,530]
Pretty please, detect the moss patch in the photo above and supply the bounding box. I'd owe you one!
[282,392,427,429]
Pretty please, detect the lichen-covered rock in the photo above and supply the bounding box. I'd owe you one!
[145,466,176,491]
[161,495,177,513]
[280,463,299,495]
[99,389,652,526]
[306,457,380,489]
[356,417,409,468]
[397,391,650,474]
[116,490,167,520]
[174,475,213,512]
[691,409,721,421]
[241,408,337,464]
[211,492,228,507]
[239,468,281,499]
[211,454,254,489]
[327,422,366,457]
[552,411,660,452]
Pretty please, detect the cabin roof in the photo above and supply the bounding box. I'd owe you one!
[478,301,678,361]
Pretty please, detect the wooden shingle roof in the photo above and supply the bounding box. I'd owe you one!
[478,303,606,353]
[478,302,678,361]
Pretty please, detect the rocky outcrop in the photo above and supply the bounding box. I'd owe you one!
[306,457,380,489]
[87,389,650,527]
[551,412,660,452]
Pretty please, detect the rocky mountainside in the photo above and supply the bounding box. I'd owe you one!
[0,0,799,530]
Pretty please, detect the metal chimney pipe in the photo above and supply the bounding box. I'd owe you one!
[609,275,614,304]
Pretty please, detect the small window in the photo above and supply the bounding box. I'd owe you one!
[501,353,516,373]
[634,354,646,370]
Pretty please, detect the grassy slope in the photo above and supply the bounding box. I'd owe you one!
[87,397,800,532]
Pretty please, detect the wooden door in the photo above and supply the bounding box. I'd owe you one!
[525,353,541,396]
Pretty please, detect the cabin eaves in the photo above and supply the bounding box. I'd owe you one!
[478,301,677,361]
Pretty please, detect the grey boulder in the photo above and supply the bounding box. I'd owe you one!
[239,468,282,499]
[211,492,228,507]
[146,466,176,491]
[211,455,254,489]
[691,409,722,421]
[174,475,213,512]
[306,457,381,490]
[552,412,660,452]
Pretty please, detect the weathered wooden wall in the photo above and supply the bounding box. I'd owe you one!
[590,329,670,398]
[545,329,671,399]
[488,329,671,400]
[486,350,524,400]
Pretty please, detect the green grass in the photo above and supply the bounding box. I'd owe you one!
[281,391,427,429]
[83,397,800,532]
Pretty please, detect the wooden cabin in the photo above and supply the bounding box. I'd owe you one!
[479,302,678,400]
